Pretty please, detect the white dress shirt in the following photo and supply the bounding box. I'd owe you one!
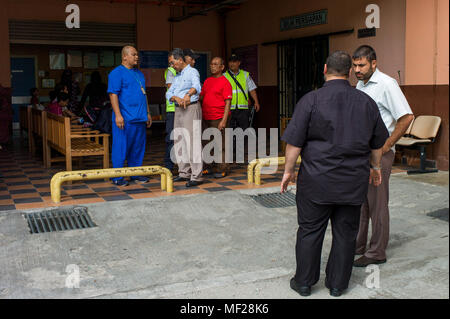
[356,68,413,151]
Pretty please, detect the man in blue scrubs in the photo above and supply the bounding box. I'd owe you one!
[108,46,152,186]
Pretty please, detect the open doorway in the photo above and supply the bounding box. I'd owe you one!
[277,35,329,126]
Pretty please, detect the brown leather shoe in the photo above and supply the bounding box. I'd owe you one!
[353,255,387,267]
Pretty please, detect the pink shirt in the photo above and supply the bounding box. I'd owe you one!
[48,101,63,116]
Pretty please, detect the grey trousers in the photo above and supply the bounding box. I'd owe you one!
[356,150,395,260]
[173,102,203,181]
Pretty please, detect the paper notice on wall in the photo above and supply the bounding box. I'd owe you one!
[100,50,115,67]
[67,50,83,67]
[84,52,99,69]
[49,51,66,70]
[42,79,55,89]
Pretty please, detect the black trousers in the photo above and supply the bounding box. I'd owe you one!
[230,109,250,130]
[294,195,361,290]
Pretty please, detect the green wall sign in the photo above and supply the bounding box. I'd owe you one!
[280,10,328,31]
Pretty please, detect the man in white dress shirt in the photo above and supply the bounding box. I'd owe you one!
[352,45,414,267]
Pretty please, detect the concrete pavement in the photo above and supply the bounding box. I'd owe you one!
[0,172,448,299]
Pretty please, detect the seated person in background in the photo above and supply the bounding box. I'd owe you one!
[48,90,57,106]
[80,71,107,109]
[80,96,110,128]
[30,88,45,110]
[51,83,69,102]
[30,88,39,105]
[48,92,80,121]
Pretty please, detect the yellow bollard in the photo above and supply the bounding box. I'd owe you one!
[51,166,173,203]
[254,156,301,186]
[247,159,260,184]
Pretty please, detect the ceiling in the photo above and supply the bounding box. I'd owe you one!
[74,0,245,21]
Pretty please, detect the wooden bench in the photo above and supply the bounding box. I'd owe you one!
[45,112,110,171]
[19,106,31,151]
[30,107,48,165]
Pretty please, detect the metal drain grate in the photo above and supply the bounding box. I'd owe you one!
[427,208,449,222]
[250,192,296,208]
[24,207,97,234]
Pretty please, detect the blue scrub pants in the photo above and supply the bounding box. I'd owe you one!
[111,121,147,182]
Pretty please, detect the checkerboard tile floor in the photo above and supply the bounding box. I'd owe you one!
[0,132,292,211]
[0,130,409,211]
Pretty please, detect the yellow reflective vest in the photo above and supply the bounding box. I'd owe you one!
[224,70,249,110]
[165,67,177,113]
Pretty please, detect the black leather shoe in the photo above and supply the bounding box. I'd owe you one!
[290,278,311,297]
[173,176,189,182]
[213,172,227,179]
[186,180,203,187]
[329,288,344,297]
[353,256,387,267]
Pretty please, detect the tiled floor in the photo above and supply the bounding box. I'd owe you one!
[0,130,289,211]
[0,130,408,211]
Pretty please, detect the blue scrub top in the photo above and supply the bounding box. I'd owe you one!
[108,65,148,123]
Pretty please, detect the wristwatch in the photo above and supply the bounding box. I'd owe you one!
[370,164,382,170]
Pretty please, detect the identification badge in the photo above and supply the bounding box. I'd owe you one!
[141,87,146,95]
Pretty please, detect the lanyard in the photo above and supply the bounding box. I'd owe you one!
[124,65,146,95]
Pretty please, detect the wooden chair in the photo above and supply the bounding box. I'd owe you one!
[45,112,110,171]
[19,106,31,151]
[396,115,442,174]
[30,107,48,165]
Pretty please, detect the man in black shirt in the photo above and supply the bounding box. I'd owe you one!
[281,51,389,297]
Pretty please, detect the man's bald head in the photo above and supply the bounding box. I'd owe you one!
[122,46,136,57]
[121,46,139,68]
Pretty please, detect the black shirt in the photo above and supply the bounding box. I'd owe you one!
[282,79,389,205]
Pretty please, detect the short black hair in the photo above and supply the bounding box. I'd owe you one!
[30,87,38,95]
[54,83,67,94]
[229,53,240,62]
[57,92,69,102]
[169,48,185,61]
[325,51,352,76]
[352,45,377,62]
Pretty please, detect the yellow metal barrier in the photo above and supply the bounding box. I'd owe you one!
[51,166,173,203]
[247,159,260,184]
[248,156,301,186]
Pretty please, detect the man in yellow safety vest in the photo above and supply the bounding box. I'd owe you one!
[224,53,260,131]
[164,65,177,171]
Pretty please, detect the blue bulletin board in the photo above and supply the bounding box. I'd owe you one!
[139,50,169,69]
[139,50,209,84]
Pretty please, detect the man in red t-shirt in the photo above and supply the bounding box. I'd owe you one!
[200,57,232,178]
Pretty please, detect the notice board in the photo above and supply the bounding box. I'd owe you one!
[139,50,169,69]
